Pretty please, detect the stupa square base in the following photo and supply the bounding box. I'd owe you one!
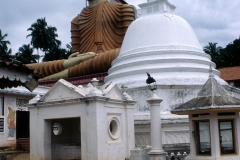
[148,150,166,160]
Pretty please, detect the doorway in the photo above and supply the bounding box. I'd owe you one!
[51,117,81,160]
[16,111,30,151]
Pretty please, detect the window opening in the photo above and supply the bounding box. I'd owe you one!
[218,112,235,116]
[0,118,3,132]
[195,121,211,155]
[108,117,120,140]
[219,120,235,154]
[192,113,209,117]
[0,97,4,116]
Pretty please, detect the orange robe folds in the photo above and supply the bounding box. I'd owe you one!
[68,2,134,77]
[71,1,134,54]
[27,2,134,80]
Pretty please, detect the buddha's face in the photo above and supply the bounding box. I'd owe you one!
[87,0,105,6]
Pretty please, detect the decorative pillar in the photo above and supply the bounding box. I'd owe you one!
[147,90,166,160]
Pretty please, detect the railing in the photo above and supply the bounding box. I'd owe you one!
[166,152,188,160]
[0,154,6,160]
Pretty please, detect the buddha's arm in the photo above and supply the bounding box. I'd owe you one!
[63,52,96,69]
[38,52,96,81]
[39,69,69,81]
[27,52,96,78]
[39,48,120,82]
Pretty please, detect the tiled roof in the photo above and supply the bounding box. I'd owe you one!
[39,72,108,87]
[172,67,240,114]
[0,57,40,91]
[218,66,240,81]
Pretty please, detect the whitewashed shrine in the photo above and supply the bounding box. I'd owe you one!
[27,79,136,160]
[172,68,240,160]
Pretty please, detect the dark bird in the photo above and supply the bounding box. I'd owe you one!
[146,72,156,85]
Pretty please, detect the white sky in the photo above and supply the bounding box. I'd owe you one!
[0,0,239,55]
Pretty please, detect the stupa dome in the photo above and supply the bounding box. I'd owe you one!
[105,0,227,88]
[119,14,202,57]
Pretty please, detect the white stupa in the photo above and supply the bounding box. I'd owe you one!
[104,0,240,150]
[105,0,228,112]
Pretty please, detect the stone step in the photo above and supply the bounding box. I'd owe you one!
[16,139,30,151]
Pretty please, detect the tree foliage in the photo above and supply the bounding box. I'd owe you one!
[42,46,67,61]
[15,44,39,63]
[0,29,12,59]
[204,38,240,68]
[220,38,240,67]
[204,42,222,68]
[42,43,72,61]
[26,18,61,62]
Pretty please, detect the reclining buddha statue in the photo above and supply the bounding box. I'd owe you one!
[26,0,135,81]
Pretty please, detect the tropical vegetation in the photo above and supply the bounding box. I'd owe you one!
[204,38,240,68]
[0,29,13,59]
[26,18,61,62]
[15,44,39,63]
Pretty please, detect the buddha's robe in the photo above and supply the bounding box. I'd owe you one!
[27,1,134,80]
[71,1,134,54]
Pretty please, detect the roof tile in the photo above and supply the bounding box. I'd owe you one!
[219,66,240,81]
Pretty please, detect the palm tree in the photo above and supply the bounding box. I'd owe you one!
[220,38,240,67]
[47,26,61,48]
[0,29,12,59]
[15,44,39,64]
[42,45,67,62]
[204,42,222,68]
[26,18,61,62]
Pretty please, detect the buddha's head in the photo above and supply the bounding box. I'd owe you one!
[87,0,106,6]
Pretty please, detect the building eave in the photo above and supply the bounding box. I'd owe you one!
[0,88,37,97]
[171,106,240,115]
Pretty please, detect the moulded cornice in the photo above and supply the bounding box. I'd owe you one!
[119,45,204,58]
[106,67,220,81]
[114,51,210,65]
[26,98,84,108]
[109,58,215,73]
[27,96,111,108]
[147,99,163,104]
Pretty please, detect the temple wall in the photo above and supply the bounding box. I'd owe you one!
[127,84,240,112]
[0,94,17,149]
[0,93,33,149]
[128,85,201,112]
[0,86,48,150]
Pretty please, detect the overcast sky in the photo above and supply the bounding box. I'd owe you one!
[0,0,239,55]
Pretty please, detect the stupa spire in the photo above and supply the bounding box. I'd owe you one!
[138,0,176,16]
[209,65,214,78]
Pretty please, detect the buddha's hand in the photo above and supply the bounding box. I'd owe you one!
[78,52,97,57]
[68,52,97,59]
[68,52,80,58]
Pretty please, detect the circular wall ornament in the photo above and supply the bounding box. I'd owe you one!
[108,117,120,140]
[53,123,63,135]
